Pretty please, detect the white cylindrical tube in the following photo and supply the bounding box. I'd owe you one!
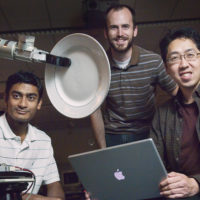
[0,38,17,60]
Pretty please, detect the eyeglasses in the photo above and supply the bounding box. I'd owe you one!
[167,51,200,65]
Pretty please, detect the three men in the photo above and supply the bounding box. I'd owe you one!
[91,4,177,148]
[150,27,200,199]
[0,71,64,199]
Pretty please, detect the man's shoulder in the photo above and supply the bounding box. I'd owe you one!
[136,45,161,59]
[29,124,51,141]
[0,113,5,122]
[157,97,176,112]
[0,114,9,136]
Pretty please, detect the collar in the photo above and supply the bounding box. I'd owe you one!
[107,45,140,69]
[195,85,200,97]
[0,113,37,142]
[174,85,200,108]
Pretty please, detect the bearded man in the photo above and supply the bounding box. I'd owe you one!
[90,4,178,148]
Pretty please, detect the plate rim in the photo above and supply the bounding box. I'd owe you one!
[45,33,111,118]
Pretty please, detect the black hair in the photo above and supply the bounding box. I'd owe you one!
[104,4,136,29]
[5,71,43,101]
[160,27,200,63]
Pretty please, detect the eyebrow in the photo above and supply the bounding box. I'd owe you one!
[11,90,38,97]
[109,23,131,27]
[168,48,196,55]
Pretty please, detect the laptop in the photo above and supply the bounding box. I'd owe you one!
[68,138,167,200]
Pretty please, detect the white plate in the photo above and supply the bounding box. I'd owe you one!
[45,33,110,118]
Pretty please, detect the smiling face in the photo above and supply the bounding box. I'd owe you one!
[166,38,200,91]
[5,83,42,124]
[105,7,137,54]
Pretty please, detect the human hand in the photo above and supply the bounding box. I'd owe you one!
[160,172,199,198]
[84,191,99,200]
[84,190,91,200]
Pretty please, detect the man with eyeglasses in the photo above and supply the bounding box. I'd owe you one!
[150,27,200,199]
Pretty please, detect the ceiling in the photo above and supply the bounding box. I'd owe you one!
[0,0,200,128]
[0,0,200,34]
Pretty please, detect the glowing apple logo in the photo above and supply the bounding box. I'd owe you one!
[114,169,125,180]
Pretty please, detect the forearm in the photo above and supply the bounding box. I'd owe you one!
[22,193,63,200]
[90,108,106,148]
[47,182,65,200]
[23,181,65,200]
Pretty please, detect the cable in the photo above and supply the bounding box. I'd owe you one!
[0,163,36,200]
[12,166,36,200]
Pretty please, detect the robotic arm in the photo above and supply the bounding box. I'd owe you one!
[0,35,71,67]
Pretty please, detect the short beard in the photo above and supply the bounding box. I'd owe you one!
[108,37,134,53]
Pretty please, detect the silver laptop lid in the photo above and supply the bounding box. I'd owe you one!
[68,138,167,200]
